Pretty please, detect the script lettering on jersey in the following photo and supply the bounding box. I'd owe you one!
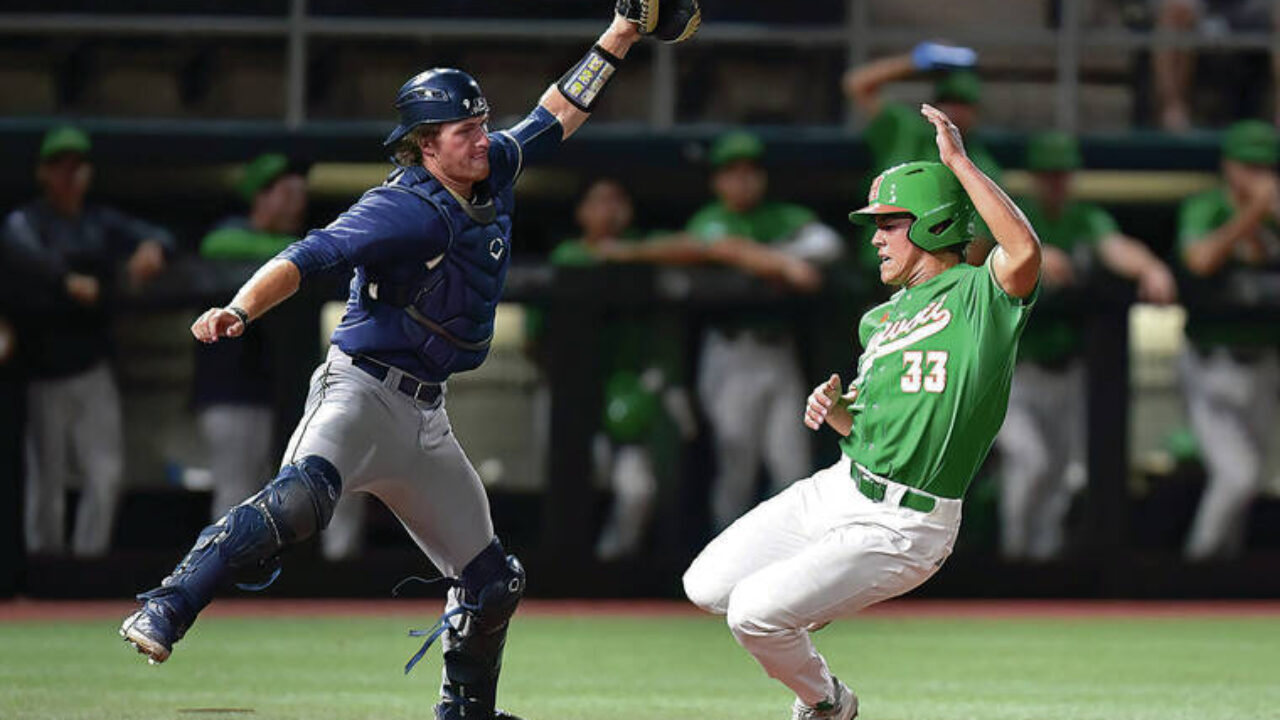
[864,296,953,361]
[853,295,953,387]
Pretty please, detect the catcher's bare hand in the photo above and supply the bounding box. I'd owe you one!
[921,103,969,168]
[805,374,854,436]
[192,307,246,344]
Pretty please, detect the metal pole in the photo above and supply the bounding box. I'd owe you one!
[844,0,870,130]
[651,43,677,129]
[286,0,307,129]
[1055,0,1082,133]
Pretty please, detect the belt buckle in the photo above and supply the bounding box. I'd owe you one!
[412,381,430,402]
[859,471,887,502]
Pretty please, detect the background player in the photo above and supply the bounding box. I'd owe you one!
[119,5,699,720]
[683,104,1040,720]
[1177,119,1280,560]
[193,153,310,522]
[684,131,843,531]
[996,131,1176,561]
[1,126,171,558]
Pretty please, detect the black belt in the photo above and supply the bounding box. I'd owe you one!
[351,355,442,404]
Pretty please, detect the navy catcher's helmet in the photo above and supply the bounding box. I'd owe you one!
[383,68,490,147]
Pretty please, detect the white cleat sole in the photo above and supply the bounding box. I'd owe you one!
[120,614,171,664]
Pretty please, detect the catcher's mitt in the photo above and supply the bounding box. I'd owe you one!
[617,0,702,43]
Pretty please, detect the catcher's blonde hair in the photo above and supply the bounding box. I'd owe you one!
[392,124,443,167]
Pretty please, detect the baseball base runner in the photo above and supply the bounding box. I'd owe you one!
[683,104,1042,720]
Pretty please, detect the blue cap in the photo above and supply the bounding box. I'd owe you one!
[383,68,489,147]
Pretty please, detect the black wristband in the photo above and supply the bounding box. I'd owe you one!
[226,305,250,327]
[556,44,622,112]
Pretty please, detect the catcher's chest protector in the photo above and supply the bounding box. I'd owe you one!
[361,166,515,374]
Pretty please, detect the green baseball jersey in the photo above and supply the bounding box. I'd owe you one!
[200,220,297,261]
[864,103,1003,185]
[531,233,685,443]
[1015,197,1116,365]
[839,254,1037,499]
[685,200,815,245]
[1177,186,1280,348]
[686,200,818,331]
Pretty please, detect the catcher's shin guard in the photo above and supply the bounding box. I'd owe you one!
[124,456,341,659]
[435,539,526,720]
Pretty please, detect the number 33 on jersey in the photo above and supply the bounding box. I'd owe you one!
[840,255,1038,500]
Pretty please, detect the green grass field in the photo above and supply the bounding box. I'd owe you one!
[2,609,1278,720]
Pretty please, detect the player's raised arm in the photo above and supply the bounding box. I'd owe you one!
[191,258,300,343]
[921,103,1040,298]
[538,2,701,140]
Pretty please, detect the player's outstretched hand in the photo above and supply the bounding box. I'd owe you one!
[1137,264,1178,304]
[191,307,246,344]
[921,103,968,168]
[804,374,853,436]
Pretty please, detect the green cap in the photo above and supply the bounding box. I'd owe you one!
[1222,120,1278,166]
[934,70,982,105]
[708,131,764,168]
[39,125,91,160]
[237,153,291,201]
[1026,131,1082,172]
[849,160,975,251]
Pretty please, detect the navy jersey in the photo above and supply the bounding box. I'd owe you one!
[0,200,173,378]
[278,106,562,382]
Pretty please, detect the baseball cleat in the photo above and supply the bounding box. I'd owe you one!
[791,677,858,720]
[119,596,187,664]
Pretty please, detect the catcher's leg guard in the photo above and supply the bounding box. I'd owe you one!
[436,538,526,720]
[123,456,341,659]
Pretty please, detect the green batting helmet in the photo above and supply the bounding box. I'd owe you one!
[848,161,975,251]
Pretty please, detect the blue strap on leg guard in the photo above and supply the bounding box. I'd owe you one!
[140,455,343,623]
[401,538,525,683]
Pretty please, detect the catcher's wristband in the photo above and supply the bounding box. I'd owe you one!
[226,305,250,327]
[556,45,622,112]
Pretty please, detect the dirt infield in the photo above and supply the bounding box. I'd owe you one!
[3,597,1280,623]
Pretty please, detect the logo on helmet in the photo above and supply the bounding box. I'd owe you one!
[462,96,490,115]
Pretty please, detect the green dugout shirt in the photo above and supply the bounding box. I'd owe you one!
[685,200,815,245]
[864,103,1003,184]
[839,254,1037,499]
[200,219,296,261]
[1015,197,1116,365]
[1177,186,1280,348]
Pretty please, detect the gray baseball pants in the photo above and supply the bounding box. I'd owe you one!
[24,361,123,557]
[285,348,494,577]
[1179,346,1278,560]
[996,360,1085,560]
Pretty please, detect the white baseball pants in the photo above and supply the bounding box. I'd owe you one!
[683,456,960,706]
[996,360,1085,560]
[1179,346,1278,560]
[198,404,275,521]
[698,330,811,530]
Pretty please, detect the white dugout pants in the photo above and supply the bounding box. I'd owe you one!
[283,348,494,577]
[996,361,1085,560]
[24,362,123,557]
[1179,346,1279,560]
[683,456,961,705]
[199,405,275,521]
[698,330,811,530]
